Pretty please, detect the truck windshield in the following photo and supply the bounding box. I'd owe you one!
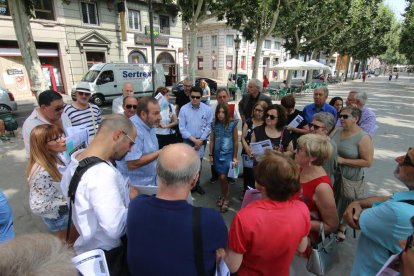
[81,70,100,82]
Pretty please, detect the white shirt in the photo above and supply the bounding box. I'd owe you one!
[112,96,124,114]
[22,108,72,157]
[60,150,128,254]
[156,103,176,135]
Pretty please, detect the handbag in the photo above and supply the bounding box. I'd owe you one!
[334,167,365,201]
[307,222,339,276]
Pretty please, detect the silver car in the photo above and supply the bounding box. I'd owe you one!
[0,87,17,112]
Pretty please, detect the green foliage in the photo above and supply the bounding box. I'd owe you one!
[400,0,414,63]
[380,20,407,64]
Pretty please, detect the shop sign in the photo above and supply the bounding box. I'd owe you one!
[7,69,24,75]
[135,34,169,47]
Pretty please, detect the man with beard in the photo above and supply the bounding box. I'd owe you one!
[60,114,136,275]
[116,96,161,187]
[344,147,414,275]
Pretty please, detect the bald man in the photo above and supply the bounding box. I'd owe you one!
[127,143,228,275]
[112,82,134,114]
[60,114,136,275]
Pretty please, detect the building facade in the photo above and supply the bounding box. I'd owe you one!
[0,0,183,100]
[183,19,288,83]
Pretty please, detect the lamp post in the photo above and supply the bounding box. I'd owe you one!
[234,34,241,100]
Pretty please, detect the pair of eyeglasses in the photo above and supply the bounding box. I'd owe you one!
[266,113,278,120]
[309,123,325,130]
[121,130,135,145]
[125,105,137,110]
[54,105,65,112]
[47,134,64,143]
[254,108,264,113]
[77,92,91,97]
[339,114,350,119]
[191,96,201,99]
[403,147,414,167]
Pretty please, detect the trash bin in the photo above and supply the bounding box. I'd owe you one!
[228,86,239,101]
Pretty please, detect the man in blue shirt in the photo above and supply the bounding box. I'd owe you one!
[179,86,213,194]
[126,143,228,275]
[302,87,337,123]
[0,191,14,243]
[116,96,161,186]
[344,147,414,275]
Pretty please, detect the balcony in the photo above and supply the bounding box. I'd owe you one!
[160,27,170,35]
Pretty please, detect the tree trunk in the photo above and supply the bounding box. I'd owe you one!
[335,54,342,80]
[252,36,265,79]
[344,55,351,82]
[188,24,198,81]
[9,0,46,98]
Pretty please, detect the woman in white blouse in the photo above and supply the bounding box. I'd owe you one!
[26,124,71,241]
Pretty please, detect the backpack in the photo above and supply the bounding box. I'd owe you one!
[0,111,18,133]
[66,156,108,241]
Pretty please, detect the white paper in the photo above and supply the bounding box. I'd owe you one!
[65,126,88,159]
[215,258,230,276]
[250,139,273,156]
[242,154,254,168]
[227,161,239,178]
[375,253,400,276]
[136,185,193,205]
[72,249,109,276]
[288,114,304,128]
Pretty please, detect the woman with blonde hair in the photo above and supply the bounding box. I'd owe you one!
[200,79,211,105]
[26,124,71,241]
[290,133,339,275]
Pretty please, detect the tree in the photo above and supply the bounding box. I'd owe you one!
[400,0,414,64]
[8,0,46,97]
[217,0,284,79]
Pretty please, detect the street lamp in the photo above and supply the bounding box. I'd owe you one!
[233,34,241,100]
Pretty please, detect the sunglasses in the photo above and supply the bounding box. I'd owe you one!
[77,92,91,97]
[309,123,325,130]
[403,148,414,167]
[121,130,135,145]
[191,96,201,99]
[47,134,64,143]
[266,113,278,120]
[54,105,65,112]
[339,114,350,119]
[125,104,137,110]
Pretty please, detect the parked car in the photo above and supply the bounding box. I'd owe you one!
[172,78,218,97]
[0,87,17,112]
[313,73,332,80]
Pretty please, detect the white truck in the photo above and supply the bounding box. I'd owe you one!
[72,63,165,106]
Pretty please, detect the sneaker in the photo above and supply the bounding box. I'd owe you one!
[210,177,218,183]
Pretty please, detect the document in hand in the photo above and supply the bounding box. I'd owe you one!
[215,257,230,276]
[72,249,109,276]
[288,114,304,128]
[65,126,88,159]
[241,188,262,208]
[250,139,273,160]
[227,161,239,179]
[375,252,400,276]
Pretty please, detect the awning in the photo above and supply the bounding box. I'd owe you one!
[0,48,59,57]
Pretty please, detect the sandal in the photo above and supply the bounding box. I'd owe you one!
[336,227,347,242]
[220,200,229,213]
[216,196,224,207]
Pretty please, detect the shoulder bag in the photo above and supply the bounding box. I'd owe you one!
[307,222,339,276]
[335,167,365,201]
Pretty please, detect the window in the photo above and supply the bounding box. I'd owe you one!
[159,15,170,35]
[212,57,217,70]
[264,40,271,49]
[211,35,217,47]
[274,41,281,50]
[197,57,203,70]
[128,10,141,30]
[226,35,234,47]
[0,0,10,16]
[197,37,203,48]
[98,70,114,84]
[128,51,146,63]
[34,0,54,20]
[226,55,233,70]
[86,52,105,69]
[81,2,98,25]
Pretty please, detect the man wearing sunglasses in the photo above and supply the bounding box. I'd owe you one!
[63,87,102,143]
[23,90,72,157]
[122,96,139,118]
[343,147,414,276]
[112,82,134,114]
[179,86,213,195]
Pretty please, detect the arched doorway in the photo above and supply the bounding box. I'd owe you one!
[128,50,147,64]
[156,52,176,86]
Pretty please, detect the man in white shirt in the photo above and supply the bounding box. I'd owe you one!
[60,114,136,275]
[22,90,72,157]
[112,82,134,114]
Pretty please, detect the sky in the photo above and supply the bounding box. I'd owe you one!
[384,0,408,20]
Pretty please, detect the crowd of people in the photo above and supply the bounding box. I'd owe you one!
[0,77,413,276]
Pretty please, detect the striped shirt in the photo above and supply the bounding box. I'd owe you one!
[63,104,102,138]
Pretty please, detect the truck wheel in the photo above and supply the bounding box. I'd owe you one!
[92,94,105,106]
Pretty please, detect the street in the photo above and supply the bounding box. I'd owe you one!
[1,74,413,275]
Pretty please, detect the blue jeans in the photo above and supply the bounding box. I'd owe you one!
[42,205,69,232]
[0,191,15,243]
